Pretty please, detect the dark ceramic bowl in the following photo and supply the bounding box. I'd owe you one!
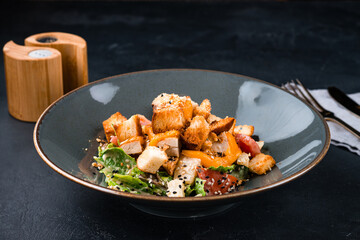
[34,69,330,218]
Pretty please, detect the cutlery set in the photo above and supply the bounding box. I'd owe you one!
[281,80,360,139]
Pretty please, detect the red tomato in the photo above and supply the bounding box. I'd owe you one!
[110,135,119,146]
[197,168,239,196]
[235,134,260,157]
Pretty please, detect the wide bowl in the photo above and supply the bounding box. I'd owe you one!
[34,69,330,218]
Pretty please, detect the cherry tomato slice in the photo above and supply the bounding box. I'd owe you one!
[110,135,119,146]
[235,134,260,157]
[197,167,238,195]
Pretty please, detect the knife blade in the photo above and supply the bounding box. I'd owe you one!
[328,86,360,117]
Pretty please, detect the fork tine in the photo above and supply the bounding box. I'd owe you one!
[295,79,326,112]
[287,80,314,106]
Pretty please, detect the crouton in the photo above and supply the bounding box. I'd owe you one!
[167,179,185,197]
[210,117,235,134]
[115,115,142,143]
[248,153,275,175]
[180,96,194,123]
[136,146,168,174]
[193,99,211,119]
[234,125,254,136]
[118,136,144,155]
[174,155,202,185]
[102,112,127,142]
[162,156,180,176]
[237,152,250,167]
[182,116,210,150]
[207,114,222,124]
[151,93,191,133]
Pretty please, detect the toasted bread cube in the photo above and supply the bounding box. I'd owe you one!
[115,115,142,143]
[162,156,180,176]
[210,117,235,134]
[119,136,144,155]
[152,93,189,133]
[234,125,254,136]
[174,155,202,185]
[180,96,194,123]
[237,152,250,167]
[193,99,211,119]
[167,179,185,197]
[207,114,222,124]
[102,112,127,142]
[249,153,275,175]
[137,146,168,174]
[182,116,210,150]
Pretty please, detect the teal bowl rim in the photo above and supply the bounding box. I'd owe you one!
[33,69,331,203]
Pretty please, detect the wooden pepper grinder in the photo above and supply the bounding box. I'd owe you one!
[3,41,64,122]
[25,32,88,93]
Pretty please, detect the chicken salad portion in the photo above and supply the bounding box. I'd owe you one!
[93,93,275,197]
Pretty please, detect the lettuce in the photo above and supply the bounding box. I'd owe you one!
[194,178,206,196]
[208,165,235,173]
[208,164,249,180]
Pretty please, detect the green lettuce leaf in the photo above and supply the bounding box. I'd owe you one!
[185,185,194,196]
[208,165,236,173]
[194,178,206,196]
[113,174,166,196]
[157,171,173,183]
[230,165,249,180]
[98,147,136,175]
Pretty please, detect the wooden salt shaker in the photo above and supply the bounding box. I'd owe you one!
[25,32,88,93]
[3,41,64,122]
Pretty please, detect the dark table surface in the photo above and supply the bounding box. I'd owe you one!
[1,1,359,239]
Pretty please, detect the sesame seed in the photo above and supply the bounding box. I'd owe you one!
[173,191,177,194]
[183,165,187,167]
[205,176,209,179]
[184,176,187,179]
[179,178,183,180]
[178,175,182,178]
[178,185,182,188]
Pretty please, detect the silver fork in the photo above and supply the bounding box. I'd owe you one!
[281,79,360,139]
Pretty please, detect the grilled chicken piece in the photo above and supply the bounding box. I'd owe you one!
[162,156,180,176]
[151,93,193,133]
[158,137,180,157]
[193,99,211,119]
[118,136,144,155]
[248,153,275,175]
[210,117,235,134]
[102,112,127,142]
[182,116,210,150]
[234,125,254,136]
[137,146,168,174]
[174,154,202,185]
[211,132,229,156]
[115,115,143,143]
[148,130,180,157]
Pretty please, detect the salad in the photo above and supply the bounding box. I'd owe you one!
[93,93,275,197]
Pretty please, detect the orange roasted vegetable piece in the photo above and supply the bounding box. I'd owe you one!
[182,132,241,168]
[148,130,180,146]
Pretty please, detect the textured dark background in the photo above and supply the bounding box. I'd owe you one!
[0,2,359,240]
